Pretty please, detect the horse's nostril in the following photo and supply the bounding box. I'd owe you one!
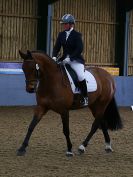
[26,87,35,93]
[29,89,35,93]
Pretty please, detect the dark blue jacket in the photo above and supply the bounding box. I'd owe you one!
[52,29,85,64]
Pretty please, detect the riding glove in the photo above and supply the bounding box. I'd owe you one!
[63,57,70,64]
[52,57,57,61]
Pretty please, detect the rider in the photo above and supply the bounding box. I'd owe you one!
[52,14,88,106]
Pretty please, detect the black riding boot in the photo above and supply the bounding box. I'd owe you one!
[79,79,88,106]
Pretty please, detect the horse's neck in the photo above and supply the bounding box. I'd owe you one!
[33,53,59,80]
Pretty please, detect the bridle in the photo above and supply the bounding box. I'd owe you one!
[25,71,40,85]
[24,60,40,85]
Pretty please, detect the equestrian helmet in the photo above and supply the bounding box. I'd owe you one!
[60,14,75,24]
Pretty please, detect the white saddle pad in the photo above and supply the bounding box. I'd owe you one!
[64,67,97,94]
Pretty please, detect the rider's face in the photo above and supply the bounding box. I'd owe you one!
[63,23,71,30]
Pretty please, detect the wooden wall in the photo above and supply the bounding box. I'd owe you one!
[51,0,117,67]
[0,0,132,75]
[0,0,38,61]
[128,11,133,75]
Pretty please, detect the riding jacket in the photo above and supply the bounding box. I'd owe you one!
[52,29,85,64]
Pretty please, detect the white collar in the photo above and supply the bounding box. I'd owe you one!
[65,27,73,33]
[65,27,73,40]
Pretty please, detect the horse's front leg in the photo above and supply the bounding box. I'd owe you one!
[17,106,46,156]
[61,110,73,157]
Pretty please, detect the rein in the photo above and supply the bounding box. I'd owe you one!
[58,63,69,87]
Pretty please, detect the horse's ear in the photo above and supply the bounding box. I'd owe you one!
[19,50,28,60]
[27,50,32,59]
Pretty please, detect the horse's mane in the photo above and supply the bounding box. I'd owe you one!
[31,50,53,61]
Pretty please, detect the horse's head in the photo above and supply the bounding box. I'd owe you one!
[19,50,39,93]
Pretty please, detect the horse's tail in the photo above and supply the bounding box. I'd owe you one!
[103,96,123,131]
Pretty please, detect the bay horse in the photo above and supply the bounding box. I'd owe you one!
[17,50,122,156]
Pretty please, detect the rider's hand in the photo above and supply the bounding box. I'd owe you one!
[36,64,39,70]
[63,57,70,64]
[52,57,57,61]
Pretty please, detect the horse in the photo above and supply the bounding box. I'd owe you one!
[17,50,122,156]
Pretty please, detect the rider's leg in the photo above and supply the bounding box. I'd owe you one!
[78,79,88,105]
[69,61,88,105]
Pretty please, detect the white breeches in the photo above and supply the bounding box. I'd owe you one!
[65,60,85,81]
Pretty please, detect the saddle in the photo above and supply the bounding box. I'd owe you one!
[59,63,97,94]
[65,64,79,88]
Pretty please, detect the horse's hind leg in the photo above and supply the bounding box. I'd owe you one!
[17,106,46,156]
[61,110,73,157]
[101,123,113,152]
[78,118,101,154]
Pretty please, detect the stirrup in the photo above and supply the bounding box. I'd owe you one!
[81,97,88,106]
[84,97,88,106]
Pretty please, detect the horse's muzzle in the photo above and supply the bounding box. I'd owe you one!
[26,88,35,93]
[26,85,36,93]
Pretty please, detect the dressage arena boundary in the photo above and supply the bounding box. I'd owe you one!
[0,72,132,106]
[0,62,132,106]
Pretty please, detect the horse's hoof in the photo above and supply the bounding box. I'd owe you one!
[78,144,85,154]
[66,151,74,157]
[17,148,26,156]
[105,148,113,153]
[105,143,113,153]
